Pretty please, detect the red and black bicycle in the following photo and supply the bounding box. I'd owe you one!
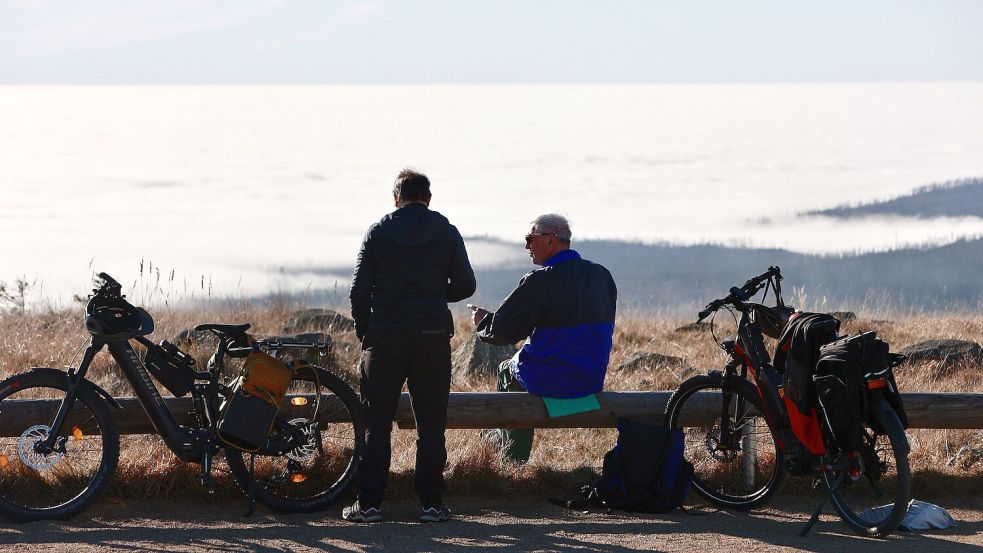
[664,266,911,537]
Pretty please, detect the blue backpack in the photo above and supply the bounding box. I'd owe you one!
[554,418,694,513]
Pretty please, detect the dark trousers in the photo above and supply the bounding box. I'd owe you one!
[356,328,451,507]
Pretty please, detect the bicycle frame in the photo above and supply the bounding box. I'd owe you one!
[717,310,790,452]
[39,336,209,463]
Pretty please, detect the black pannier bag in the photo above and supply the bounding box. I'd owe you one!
[774,313,840,455]
[815,331,907,451]
[552,418,694,514]
[144,340,196,397]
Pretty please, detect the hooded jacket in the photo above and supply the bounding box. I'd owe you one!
[476,249,617,398]
[350,203,476,340]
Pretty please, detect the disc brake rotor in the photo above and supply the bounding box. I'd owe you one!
[285,418,317,463]
[18,424,63,469]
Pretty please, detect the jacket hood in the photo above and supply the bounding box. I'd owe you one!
[377,203,451,246]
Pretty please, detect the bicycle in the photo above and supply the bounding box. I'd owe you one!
[663,266,911,537]
[0,273,365,522]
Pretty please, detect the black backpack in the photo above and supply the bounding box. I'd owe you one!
[553,418,694,514]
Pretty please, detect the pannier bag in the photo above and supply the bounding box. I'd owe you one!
[815,331,907,449]
[144,340,196,397]
[217,351,293,452]
[774,313,840,455]
[552,418,694,514]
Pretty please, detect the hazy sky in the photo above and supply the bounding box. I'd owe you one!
[2,1,982,84]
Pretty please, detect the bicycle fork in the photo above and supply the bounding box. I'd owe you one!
[35,343,104,456]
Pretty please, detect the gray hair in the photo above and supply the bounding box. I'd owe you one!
[531,213,572,244]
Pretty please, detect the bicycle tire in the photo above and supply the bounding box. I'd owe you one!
[825,394,912,537]
[0,369,120,522]
[664,372,786,510]
[225,365,364,513]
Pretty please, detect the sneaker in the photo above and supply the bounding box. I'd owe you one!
[342,500,383,523]
[419,505,452,523]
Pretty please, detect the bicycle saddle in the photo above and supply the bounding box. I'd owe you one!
[194,323,251,334]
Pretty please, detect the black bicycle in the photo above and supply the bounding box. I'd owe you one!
[664,267,911,537]
[0,273,365,522]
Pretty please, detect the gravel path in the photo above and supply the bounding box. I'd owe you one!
[2,497,981,552]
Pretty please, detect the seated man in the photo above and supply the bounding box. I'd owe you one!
[469,213,617,462]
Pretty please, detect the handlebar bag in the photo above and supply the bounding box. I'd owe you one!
[217,352,293,452]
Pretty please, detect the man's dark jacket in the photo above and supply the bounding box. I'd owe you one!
[476,249,616,398]
[350,203,476,339]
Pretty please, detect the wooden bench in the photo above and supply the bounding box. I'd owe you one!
[3,391,983,436]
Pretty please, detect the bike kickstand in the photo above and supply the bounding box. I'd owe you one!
[245,453,256,517]
[799,472,843,537]
[799,495,827,536]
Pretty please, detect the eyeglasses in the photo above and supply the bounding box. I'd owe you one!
[524,232,556,244]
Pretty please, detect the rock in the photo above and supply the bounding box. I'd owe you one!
[618,351,686,372]
[948,446,983,470]
[830,311,857,322]
[898,339,983,371]
[282,308,355,333]
[171,328,218,349]
[675,322,711,333]
[452,332,518,382]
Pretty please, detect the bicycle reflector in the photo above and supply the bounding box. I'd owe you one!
[0,454,8,469]
[290,473,306,483]
[290,397,308,406]
[72,426,84,440]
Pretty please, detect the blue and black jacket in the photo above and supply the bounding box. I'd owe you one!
[476,249,617,398]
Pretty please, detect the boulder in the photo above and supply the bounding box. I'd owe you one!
[171,328,218,349]
[830,311,857,322]
[282,308,355,333]
[452,332,518,382]
[675,322,711,333]
[898,339,983,371]
[618,351,686,372]
[948,446,983,470]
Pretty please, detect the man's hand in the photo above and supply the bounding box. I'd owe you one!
[467,304,489,326]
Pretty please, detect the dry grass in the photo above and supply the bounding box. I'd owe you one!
[2,301,982,504]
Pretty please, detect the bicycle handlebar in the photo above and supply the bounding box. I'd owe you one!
[92,272,123,298]
[696,266,782,323]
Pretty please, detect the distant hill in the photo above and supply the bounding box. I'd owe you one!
[807,177,983,219]
[300,236,983,314]
[468,237,983,314]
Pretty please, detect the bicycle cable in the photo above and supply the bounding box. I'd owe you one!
[65,335,88,370]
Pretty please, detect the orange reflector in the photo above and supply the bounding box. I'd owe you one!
[867,378,888,390]
[0,454,8,469]
[290,397,308,406]
[290,473,306,483]
[72,426,84,440]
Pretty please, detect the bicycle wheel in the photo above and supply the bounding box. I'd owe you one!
[664,372,786,510]
[0,369,120,522]
[226,365,364,513]
[824,395,911,537]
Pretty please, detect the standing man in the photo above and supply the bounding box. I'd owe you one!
[469,214,616,463]
[344,169,476,523]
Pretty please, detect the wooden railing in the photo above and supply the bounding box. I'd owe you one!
[3,391,983,436]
